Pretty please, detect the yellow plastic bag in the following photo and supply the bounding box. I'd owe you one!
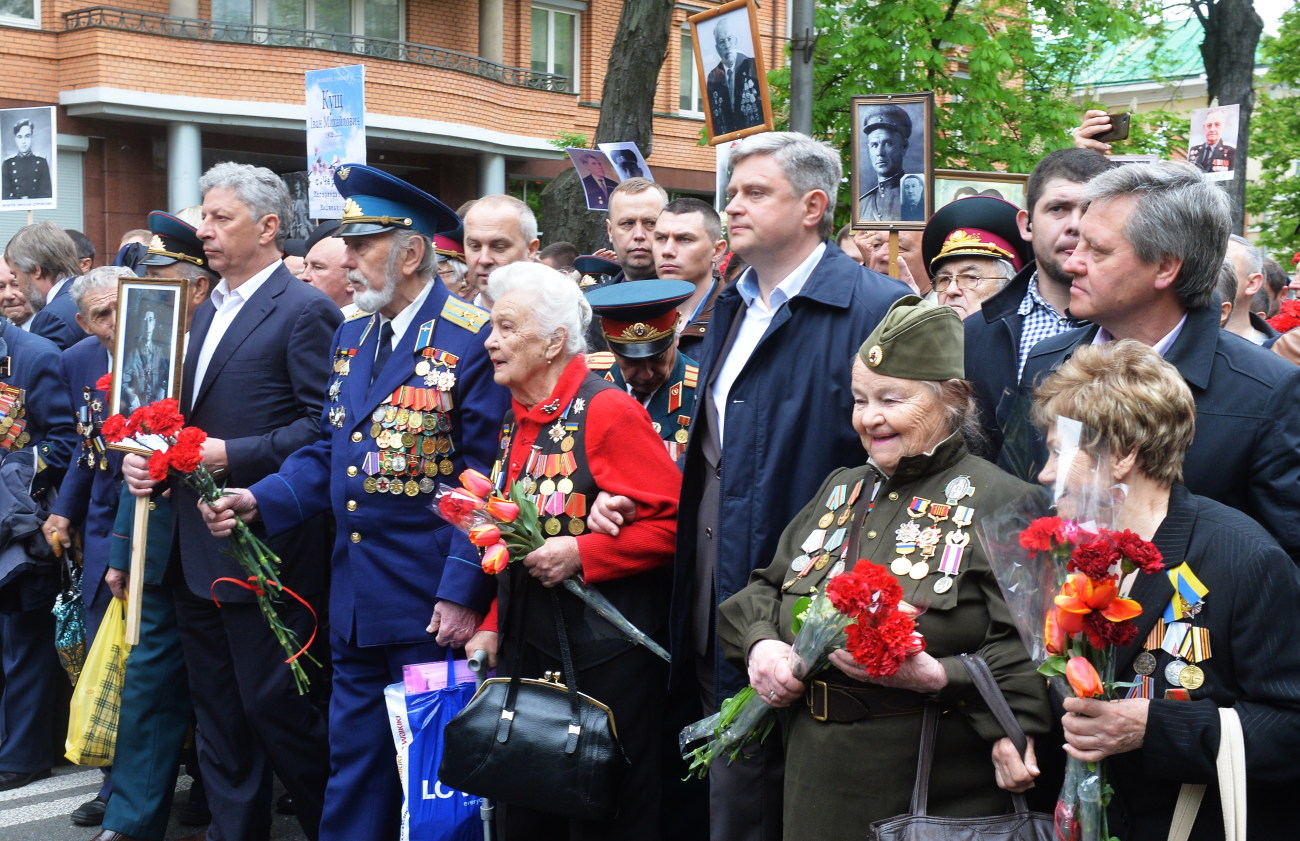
[65,598,131,766]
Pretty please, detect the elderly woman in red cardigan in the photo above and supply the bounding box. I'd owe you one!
[465,261,681,841]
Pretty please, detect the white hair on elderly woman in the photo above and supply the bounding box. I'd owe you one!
[486,262,591,356]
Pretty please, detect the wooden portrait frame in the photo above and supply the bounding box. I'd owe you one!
[851,91,935,231]
[933,169,1030,209]
[688,0,775,146]
[107,276,188,454]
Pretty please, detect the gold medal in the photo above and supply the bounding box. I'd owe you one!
[1132,651,1157,676]
[813,552,830,571]
[560,435,575,453]
[401,432,416,449]
[421,437,436,455]
[408,411,422,430]
[836,508,852,526]
[539,478,557,496]
[384,406,397,424]
[436,436,452,454]
[545,517,562,536]
[568,518,586,535]
[404,480,420,497]
[396,408,410,426]
[908,560,930,580]
[423,460,438,477]
[1179,664,1205,690]
[890,557,913,576]
[439,459,454,475]
[415,360,431,377]
[363,477,378,493]
[674,429,689,444]
[818,512,835,529]
[370,422,382,439]
[557,477,574,495]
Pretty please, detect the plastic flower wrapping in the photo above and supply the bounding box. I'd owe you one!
[976,417,1163,841]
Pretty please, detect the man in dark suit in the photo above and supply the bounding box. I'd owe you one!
[706,17,762,136]
[962,148,1110,468]
[0,310,77,792]
[202,164,510,841]
[1018,161,1300,562]
[578,151,620,210]
[4,221,88,350]
[124,163,340,841]
[2,119,52,201]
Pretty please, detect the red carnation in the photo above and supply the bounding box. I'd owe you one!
[827,561,901,620]
[1082,610,1138,649]
[844,612,916,677]
[141,399,184,437]
[1267,299,1300,334]
[101,414,129,443]
[1069,534,1120,579]
[1112,530,1163,574]
[147,448,171,481]
[167,428,206,473]
[1019,516,1062,553]
[95,372,113,393]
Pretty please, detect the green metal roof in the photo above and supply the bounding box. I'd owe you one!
[1075,17,1207,88]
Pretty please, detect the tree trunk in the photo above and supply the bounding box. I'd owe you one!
[1197,0,1263,232]
[540,0,675,251]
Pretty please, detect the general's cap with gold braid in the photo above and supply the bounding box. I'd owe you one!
[921,195,1029,276]
[858,295,964,382]
[332,163,459,238]
[139,210,209,270]
[586,279,695,359]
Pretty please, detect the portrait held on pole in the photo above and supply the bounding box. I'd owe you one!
[851,92,935,230]
[0,105,57,210]
[565,147,622,212]
[107,278,187,430]
[689,0,775,145]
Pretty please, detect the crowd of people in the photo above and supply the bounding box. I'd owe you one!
[0,120,1297,841]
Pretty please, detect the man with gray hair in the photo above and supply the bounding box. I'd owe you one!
[671,131,907,839]
[463,193,539,308]
[4,220,87,349]
[1223,235,1278,346]
[121,161,340,841]
[1020,161,1300,561]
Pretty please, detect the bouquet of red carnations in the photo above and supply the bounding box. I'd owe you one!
[679,561,924,779]
[433,470,670,662]
[99,389,319,693]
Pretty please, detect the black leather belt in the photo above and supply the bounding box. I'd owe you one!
[805,679,928,723]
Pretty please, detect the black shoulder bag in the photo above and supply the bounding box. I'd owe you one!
[439,579,629,821]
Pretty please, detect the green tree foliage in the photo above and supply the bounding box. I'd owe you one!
[1244,4,1300,255]
[768,0,1163,221]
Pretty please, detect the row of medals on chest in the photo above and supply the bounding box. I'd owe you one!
[1131,616,1211,693]
[77,387,107,469]
[327,349,456,430]
[361,402,456,496]
[0,385,30,451]
[517,417,586,537]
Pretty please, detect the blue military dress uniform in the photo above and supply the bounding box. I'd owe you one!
[249,164,511,841]
[0,318,76,781]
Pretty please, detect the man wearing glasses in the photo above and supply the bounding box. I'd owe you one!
[921,195,1028,320]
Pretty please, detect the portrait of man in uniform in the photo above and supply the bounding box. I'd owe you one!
[112,283,183,419]
[689,0,772,144]
[851,92,934,230]
[1,106,55,205]
[1187,104,1239,182]
[568,148,621,212]
[598,141,655,183]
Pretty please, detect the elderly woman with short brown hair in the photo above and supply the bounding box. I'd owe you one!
[1030,340,1300,840]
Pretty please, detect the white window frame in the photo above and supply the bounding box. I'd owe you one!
[531,3,581,94]
[678,26,704,118]
[0,0,40,29]
[211,0,404,41]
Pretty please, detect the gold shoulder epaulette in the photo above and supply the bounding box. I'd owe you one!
[345,309,371,322]
[440,297,490,334]
[587,351,617,371]
[683,364,699,388]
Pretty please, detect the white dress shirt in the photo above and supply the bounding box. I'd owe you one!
[191,260,280,408]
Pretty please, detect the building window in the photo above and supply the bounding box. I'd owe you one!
[0,0,39,27]
[679,29,704,116]
[210,0,402,41]
[531,4,579,92]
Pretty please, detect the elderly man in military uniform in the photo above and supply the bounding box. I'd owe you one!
[586,279,700,465]
[858,105,921,222]
[2,119,52,201]
[921,195,1029,320]
[0,307,76,792]
[1188,109,1236,175]
[202,164,510,841]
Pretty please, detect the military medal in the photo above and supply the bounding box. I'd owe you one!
[1164,660,1187,686]
[819,512,835,529]
[907,497,930,519]
[545,517,561,536]
[908,560,930,580]
[1178,664,1205,690]
[557,477,574,494]
[790,554,810,573]
[1132,651,1157,676]
[828,560,845,578]
[568,518,585,535]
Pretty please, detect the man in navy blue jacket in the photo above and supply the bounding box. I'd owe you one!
[4,221,88,350]
[676,132,908,841]
[1018,161,1300,562]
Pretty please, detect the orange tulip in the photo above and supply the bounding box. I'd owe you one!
[486,496,520,523]
[1065,656,1104,698]
[481,542,510,574]
[1044,608,1068,656]
[459,469,494,498]
[468,523,502,547]
[1054,573,1142,628]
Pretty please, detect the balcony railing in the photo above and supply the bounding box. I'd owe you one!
[63,6,572,91]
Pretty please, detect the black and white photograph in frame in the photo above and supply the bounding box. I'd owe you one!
[109,278,188,447]
[1187,103,1239,182]
[851,92,934,230]
[689,0,774,145]
[0,105,57,210]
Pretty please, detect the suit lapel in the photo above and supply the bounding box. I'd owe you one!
[191,268,285,412]
[182,301,216,412]
[1116,487,1196,674]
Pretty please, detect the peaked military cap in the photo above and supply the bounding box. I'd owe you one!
[333,164,459,238]
[587,279,694,359]
[139,210,209,270]
[922,195,1030,276]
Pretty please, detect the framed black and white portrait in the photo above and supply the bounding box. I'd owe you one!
[689,0,774,146]
[851,92,934,231]
[109,278,188,450]
[0,105,57,211]
[934,169,1029,209]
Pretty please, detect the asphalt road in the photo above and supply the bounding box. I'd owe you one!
[0,767,309,841]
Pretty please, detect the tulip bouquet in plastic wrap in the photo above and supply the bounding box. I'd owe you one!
[678,561,924,779]
[976,417,1164,841]
[433,469,670,662]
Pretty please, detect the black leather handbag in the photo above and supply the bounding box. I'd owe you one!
[439,584,629,822]
[869,653,1055,841]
